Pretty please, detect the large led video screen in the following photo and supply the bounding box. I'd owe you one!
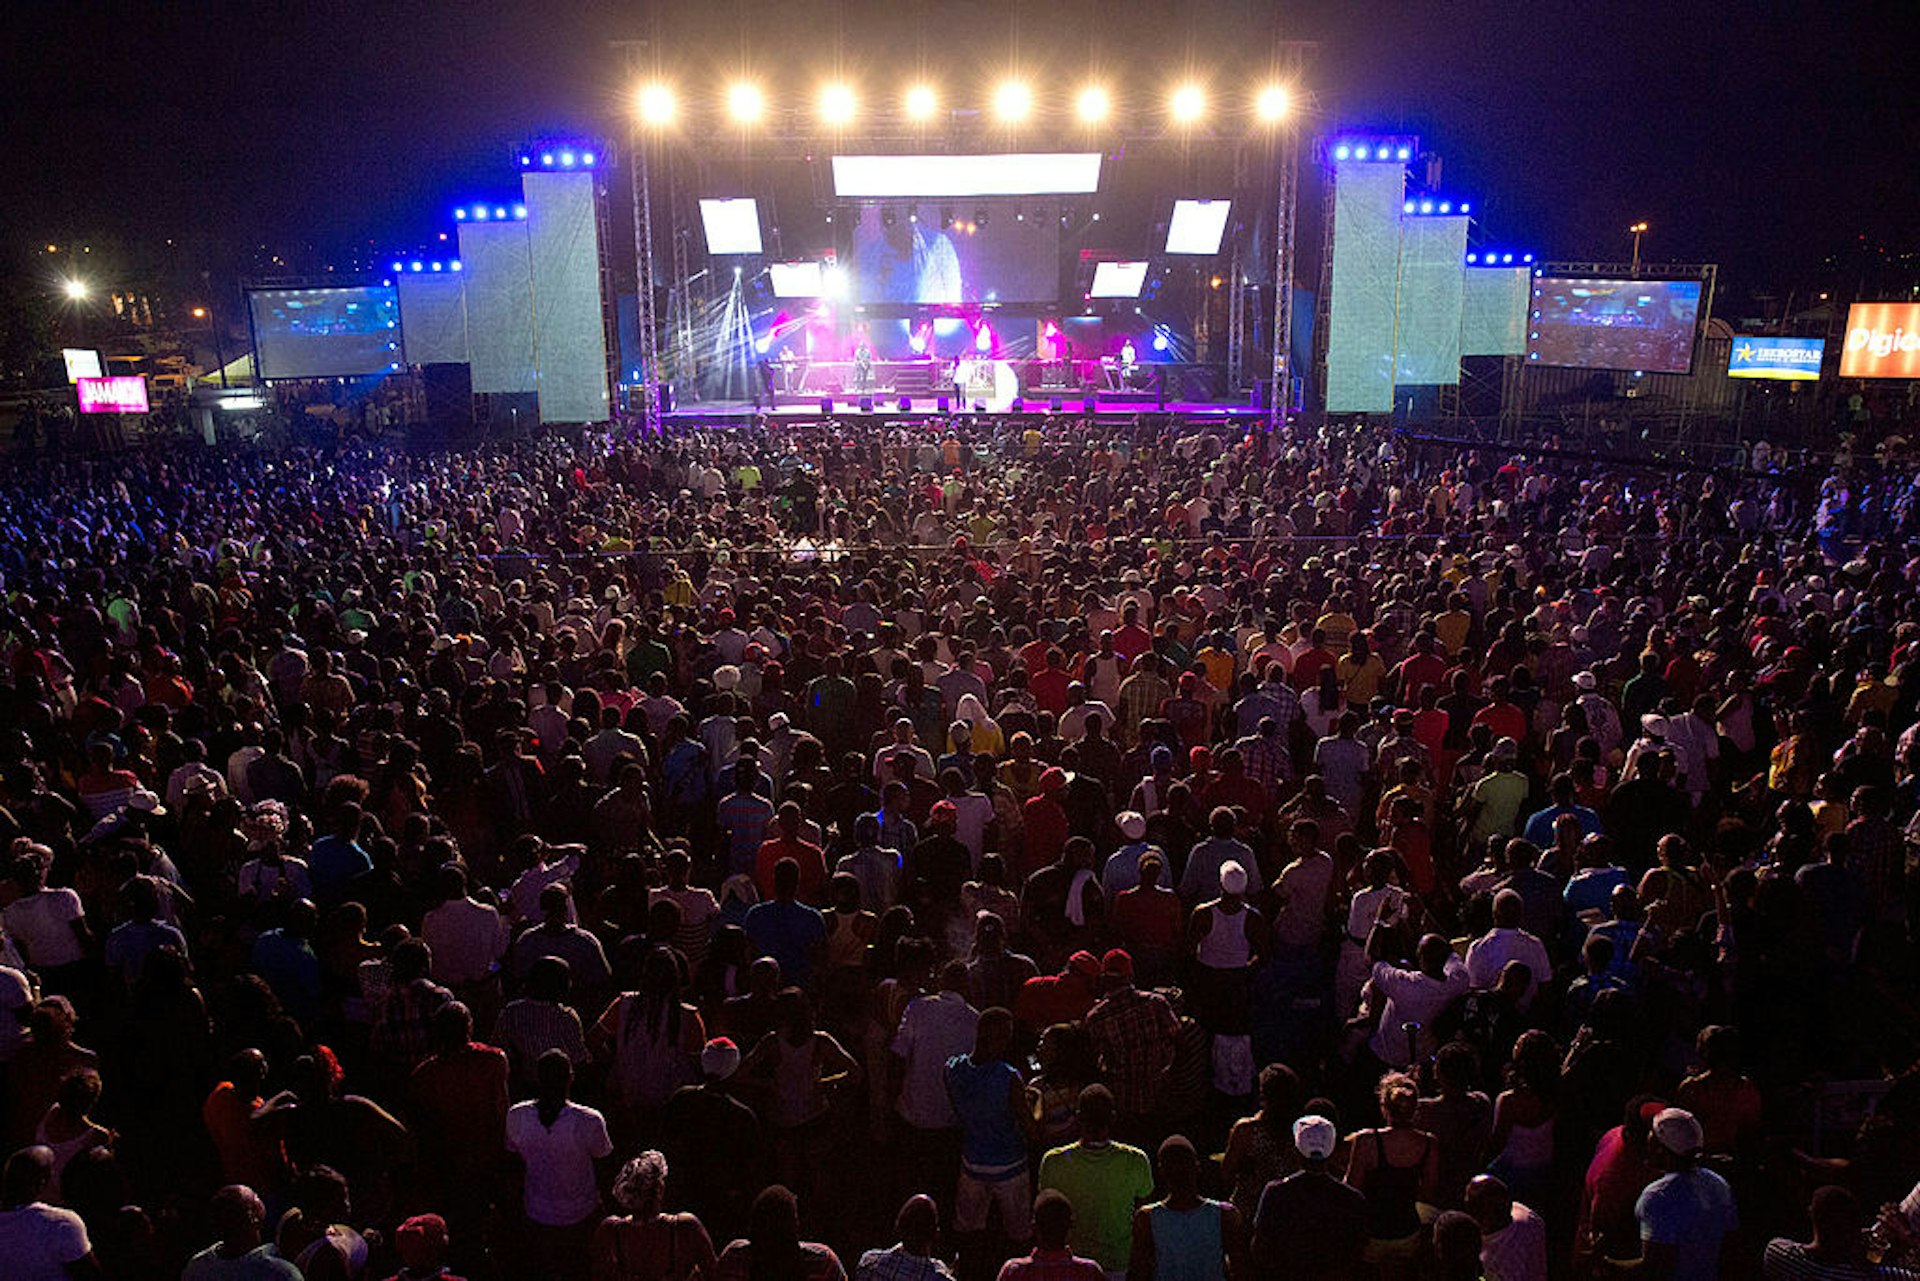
[851,205,1058,305]
[249,286,402,380]
[1526,277,1702,374]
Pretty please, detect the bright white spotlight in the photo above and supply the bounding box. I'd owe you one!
[1170,84,1205,124]
[726,82,765,124]
[1076,86,1110,124]
[904,84,938,121]
[637,83,676,126]
[820,265,850,298]
[62,279,88,300]
[1255,85,1291,122]
[993,80,1033,123]
[820,83,856,127]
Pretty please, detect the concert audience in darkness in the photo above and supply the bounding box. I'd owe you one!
[2,411,1920,1280]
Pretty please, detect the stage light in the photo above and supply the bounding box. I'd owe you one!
[726,82,764,124]
[1522,254,1533,263]
[582,152,595,166]
[430,261,442,271]
[1396,147,1411,160]
[560,151,576,167]
[474,205,489,220]
[1255,85,1291,122]
[1439,202,1451,213]
[513,204,528,219]
[1460,202,1471,213]
[1502,254,1513,264]
[1334,145,1351,160]
[904,84,937,120]
[1404,201,1416,214]
[1354,146,1370,160]
[637,83,676,126]
[975,206,988,228]
[451,261,462,271]
[520,155,532,167]
[1419,201,1433,214]
[820,83,856,126]
[975,324,993,353]
[908,329,927,354]
[391,261,404,272]
[494,207,507,220]
[191,307,207,318]
[1467,253,1478,264]
[1076,86,1110,124]
[1170,84,1205,124]
[993,80,1033,123]
[941,206,954,229]
[1152,331,1170,352]
[410,261,423,272]
[454,208,466,220]
[540,152,554,166]
[821,265,850,298]
[755,336,773,355]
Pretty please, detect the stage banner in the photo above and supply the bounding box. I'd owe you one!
[458,220,537,394]
[395,274,470,366]
[1839,302,1920,379]
[524,170,611,423]
[1325,162,1404,413]
[1460,266,1532,357]
[1728,335,1823,380]
[1394,215,1468,384]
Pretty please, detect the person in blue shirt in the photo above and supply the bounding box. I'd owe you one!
[1635,1107,1738,1279]
[945,1006,1035,1257]
[1522,773,1604,849]
[743,859,826,991]
[305,803,372,910]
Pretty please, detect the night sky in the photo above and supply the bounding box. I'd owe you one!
[4,0,1915,300]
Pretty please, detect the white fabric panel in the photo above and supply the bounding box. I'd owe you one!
[1460,267,1532,357]
[458,221,536,393]
[1324,162,1404,413]
[1394,215,1468,384]
[524,171,610,423]
[396,274,469,366]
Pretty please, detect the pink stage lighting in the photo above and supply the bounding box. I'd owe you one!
[974,323,993,354]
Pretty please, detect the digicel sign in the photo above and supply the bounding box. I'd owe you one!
[1840,302,1920,379]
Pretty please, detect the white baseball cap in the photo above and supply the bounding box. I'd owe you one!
[1293,1115,1338,1161]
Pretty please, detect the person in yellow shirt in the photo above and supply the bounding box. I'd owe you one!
[1434,592,1473,656]
[1196,633,1237,692]
[1315,593,1358,650]
[1336,632,1387,705]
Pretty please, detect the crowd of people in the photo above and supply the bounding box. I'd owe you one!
[0,409,1919,1280]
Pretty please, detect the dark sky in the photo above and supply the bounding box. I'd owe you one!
[4,0,1915,300]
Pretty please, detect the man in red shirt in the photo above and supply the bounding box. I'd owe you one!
[408,1002,508,1241]
[1014,951,1103,1037]
[1391,634,1450,707]
[1030,649,1073,718]
[1472,676,1530,746]
[754,803,829,903]
[1021,768,1071,878]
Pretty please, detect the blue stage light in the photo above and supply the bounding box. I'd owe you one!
[1419,201,1433,214]
[1334,145,1351,160]
[1523,254,1534,263]
[1467,253,1478,264]
[391,261,404,272]
[1403,201,1416,213]
[454,208,467,220]
[513,204,528,219]
[520,155,531,167]
[1152,331,1170,352]
[474,205,489,221]
[540,152,554,166]
[410,261,423,272]
[582,151,595,166]
[1439,202,1451,213]
[1396,147,1411,160]
[1501,254,1513,264]
[451,260,462,271]
[431,261,442,271]
[561,151,577,167]
[1354,146,1370,160]
[494,207,507,219]
[1460,202,1471,213]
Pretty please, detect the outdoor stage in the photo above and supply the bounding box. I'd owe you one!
[657,395,1270,428]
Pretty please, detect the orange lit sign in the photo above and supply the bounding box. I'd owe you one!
[1840,302,1920,379]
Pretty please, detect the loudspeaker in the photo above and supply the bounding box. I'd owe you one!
[898,397,912,412]
[936,395,950,413]
[819,397,834,414]
[656,381,676,413]
[422,363,473,444]
[1049,397,1063,413]
[1010,398,1024,413]
[858,396,873,413]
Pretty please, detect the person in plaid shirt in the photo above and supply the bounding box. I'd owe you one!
[1082,950,1177,1127]
[1115,656,1172,749]
[855,1194,954,1281]
[1233,718,1293,801]
[996,1191,1104,1281]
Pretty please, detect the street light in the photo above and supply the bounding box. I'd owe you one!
[1629,221,1649,274]
[191,307,208,319]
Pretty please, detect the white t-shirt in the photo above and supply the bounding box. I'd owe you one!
[422,897,510,987]
[506,1100,612,1226]
[891,992,980,1130]
[2,889,88,969]
[1480,1202,1548,1281]
[0,1201,91,1279]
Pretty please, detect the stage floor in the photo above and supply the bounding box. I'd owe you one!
[658,397,1271,426]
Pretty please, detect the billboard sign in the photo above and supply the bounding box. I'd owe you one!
[1839,303,1920,379]
[1727,335,1824,380]
[76,375,150,414]
[61,348,103,383]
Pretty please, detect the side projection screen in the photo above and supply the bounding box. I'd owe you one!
[249,287,402,380]
[1526,277,1702,374]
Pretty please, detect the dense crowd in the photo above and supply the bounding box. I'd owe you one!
[2,411,1920,1281]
